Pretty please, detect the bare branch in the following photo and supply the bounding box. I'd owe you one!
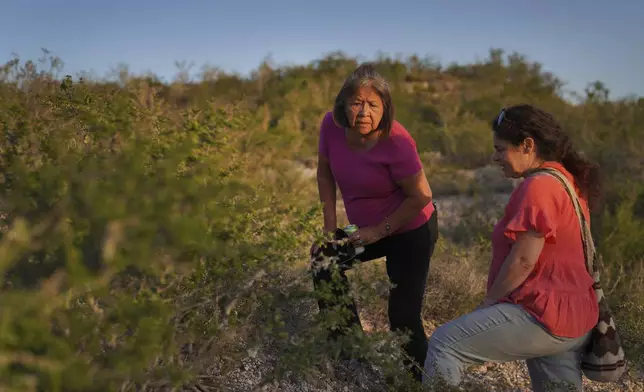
[218,268,267,328]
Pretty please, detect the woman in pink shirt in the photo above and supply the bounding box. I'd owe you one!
[312,63,438,382]
[423,104,601,391]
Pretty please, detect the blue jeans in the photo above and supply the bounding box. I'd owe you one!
[423,303,591,392]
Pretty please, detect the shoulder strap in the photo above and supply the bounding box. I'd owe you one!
[528,168,596,275]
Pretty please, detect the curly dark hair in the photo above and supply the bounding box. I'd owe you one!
[491,104,603,210]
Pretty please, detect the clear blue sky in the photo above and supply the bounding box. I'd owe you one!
[2,0,642,99]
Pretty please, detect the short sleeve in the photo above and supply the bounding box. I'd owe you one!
[318,112,333,158]
[388,132,423,181]
[504,176,560,243]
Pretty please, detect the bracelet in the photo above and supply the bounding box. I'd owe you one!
[383,217,391,237]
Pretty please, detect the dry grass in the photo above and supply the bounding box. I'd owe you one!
[347,238,489,332]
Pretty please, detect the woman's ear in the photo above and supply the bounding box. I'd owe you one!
[522,137,535,154]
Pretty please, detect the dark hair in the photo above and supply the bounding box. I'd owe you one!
[492,104,603,209]
[332,63,395,137]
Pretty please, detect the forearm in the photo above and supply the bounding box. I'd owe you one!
[317,174,337,231]
[376,195,430,236]
[486,252,534,302]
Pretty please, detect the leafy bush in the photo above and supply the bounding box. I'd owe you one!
[0,58,328,391]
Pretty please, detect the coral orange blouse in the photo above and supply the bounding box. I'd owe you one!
[488,161,598,338]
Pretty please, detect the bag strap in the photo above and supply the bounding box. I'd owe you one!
[528,168,596,276]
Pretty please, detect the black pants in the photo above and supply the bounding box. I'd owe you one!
[312,205,439,381]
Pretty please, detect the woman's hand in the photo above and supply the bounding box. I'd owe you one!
[349,226,385,246]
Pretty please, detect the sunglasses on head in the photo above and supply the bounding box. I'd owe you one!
[496,108,506,126]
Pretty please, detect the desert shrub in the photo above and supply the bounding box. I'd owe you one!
[0,58,328,391]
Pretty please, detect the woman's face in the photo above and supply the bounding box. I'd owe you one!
[492,134,538,178]
[345,85,384,136]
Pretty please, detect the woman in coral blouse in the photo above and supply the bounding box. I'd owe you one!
[423,104,600,392]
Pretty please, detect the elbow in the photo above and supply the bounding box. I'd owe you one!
[414,191,433,209]
[407,195,432,212]
[422,191,433,206]
[517,256,537,273]
[318,172,334,188]
[418,180,433,207]
[317,162,334,179]
[316,167,336,197]
[316,167,331,183]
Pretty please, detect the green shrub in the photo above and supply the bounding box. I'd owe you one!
[0,59,326,391]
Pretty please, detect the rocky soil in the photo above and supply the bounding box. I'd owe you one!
[217,300,643,392]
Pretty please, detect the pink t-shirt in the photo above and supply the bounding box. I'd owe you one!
[488,161,598,338]
[318,111,435,235]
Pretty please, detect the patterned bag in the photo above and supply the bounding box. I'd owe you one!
[532,168,626,382]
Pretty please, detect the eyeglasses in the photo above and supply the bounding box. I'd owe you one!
[496,108,506,126]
